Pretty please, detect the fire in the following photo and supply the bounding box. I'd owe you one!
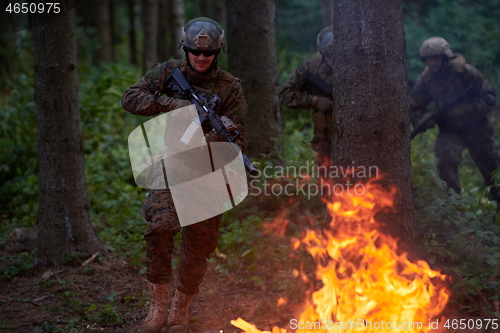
[232,180,449,333]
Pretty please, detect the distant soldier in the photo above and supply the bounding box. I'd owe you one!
[410,37,499,203]
[122,17,247,333]
[279,26,334,164]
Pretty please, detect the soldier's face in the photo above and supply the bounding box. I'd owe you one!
[425,56,443,73]
[188,50,216,73]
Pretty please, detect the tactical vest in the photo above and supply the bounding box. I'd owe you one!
[147,60,241,186]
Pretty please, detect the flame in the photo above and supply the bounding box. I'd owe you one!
[232,180,449,333]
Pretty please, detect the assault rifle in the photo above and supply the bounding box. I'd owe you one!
[410,84,475,140]
[303,72,332,97]
[164,68,258,176]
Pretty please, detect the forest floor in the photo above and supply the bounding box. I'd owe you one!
[0,239,497,333]
[0,248,302,333]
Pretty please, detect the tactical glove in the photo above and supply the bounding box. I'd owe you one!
[155,91,192,111]
[312,96,333,114]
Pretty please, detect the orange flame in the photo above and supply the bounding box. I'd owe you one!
[232,180,449,333]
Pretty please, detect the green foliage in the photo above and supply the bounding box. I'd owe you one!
[405,2,500,314]
[411,122,500,316]
[0,249,35,280]
[276,0,322,83]
[404,0,500,90]
[0,72,38,229]
[40,290,124,332]
[78,63,148,262]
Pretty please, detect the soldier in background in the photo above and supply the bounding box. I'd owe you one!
[122,17,247,333]
[410,37,500,204]
[279,26,334,165]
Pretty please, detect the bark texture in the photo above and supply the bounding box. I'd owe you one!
[332,0,417,254]
[34,8,104,265]
[226,0,282,158]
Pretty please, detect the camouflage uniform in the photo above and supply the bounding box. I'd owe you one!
[279,46,333,163]
[410,53,499,199]
[122,59,247,295]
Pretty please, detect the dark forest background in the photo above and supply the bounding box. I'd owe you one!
[2,0,500,327]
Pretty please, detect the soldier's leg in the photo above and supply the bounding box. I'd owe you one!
[434,132,465,194]
[312,140,331,169]
[143,189,182,284]
[465,128,500,202]
[311,141,332,224]
[176,214,221,295]
[140,188,182,333]
[168,215,221,333]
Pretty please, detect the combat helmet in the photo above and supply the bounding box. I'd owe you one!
[317,26,334,57]
[419,37,454,61]
[178,17,225,52]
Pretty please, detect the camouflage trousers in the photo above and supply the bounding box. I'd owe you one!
[312,140,332,169]
[434,121,500,201]
[142,188,221,295]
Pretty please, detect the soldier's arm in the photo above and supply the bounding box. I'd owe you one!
[409,75,433,127]
[462,64,497,117]
[279,61,315,110]
[122,62,190,116]
[220,80,248,153]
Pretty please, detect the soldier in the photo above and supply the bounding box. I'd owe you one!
[279,26,334,164]
[122,17,247,333]
[410,37,499,203]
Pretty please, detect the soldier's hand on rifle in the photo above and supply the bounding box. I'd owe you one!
[312,96,333,114]
[205,130,222,143]
[154,91,192,111]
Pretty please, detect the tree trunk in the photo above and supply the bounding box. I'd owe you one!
[33,8,105,265]
[128,0,138,65]
[331,0,417,254]
[226,0,282,159]
[169,0,185,59]
[198,0,209,17]
[157,0,169,61]
[142,0,159,71]
[212,0,225,28]
[320,0,334,27]
[95,0,114,63]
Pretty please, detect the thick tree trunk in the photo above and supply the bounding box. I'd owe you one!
[33,8,105,265]
[142,0,159,71]
[226,0,282,159]
[320,0,334,27]
[331,0,417,254]
[128,0,138,65]
[157,0,169,61]
[169,0,185,59]
[95,0,114,63]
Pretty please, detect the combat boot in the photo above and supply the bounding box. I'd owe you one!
[139,282,169,333]
[167,289,193,333]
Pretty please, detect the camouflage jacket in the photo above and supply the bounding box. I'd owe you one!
[279,52,333,141]
[122,59,247,151]
[279,51,333,109]
[409,53,496,132]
